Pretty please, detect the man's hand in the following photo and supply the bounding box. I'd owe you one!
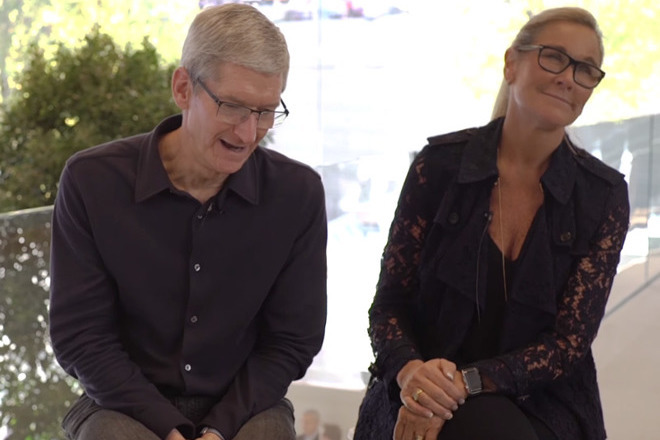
[166,428,187,440]
[393,405,445,440]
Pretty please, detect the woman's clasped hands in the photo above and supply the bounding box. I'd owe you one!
[394,359,467,440]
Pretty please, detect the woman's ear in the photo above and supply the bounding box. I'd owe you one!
[503,48,516,84]
[171,66,193,110]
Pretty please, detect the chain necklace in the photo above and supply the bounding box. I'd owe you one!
[495,177,508,302]
[494,173,545,304]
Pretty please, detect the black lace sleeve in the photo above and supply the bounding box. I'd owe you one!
[475,179,630,396]
[368,149,437,385]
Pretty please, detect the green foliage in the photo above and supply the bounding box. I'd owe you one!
[0,0,197,103]
[0,207,77,440]
[0,29,178,212]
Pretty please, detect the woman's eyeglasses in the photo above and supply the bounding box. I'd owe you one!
[517,44,605,89]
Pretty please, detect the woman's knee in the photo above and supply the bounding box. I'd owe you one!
[438,395,540,440]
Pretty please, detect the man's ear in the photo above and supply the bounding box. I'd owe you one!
[503,48,516,84]
[171,66,193,110]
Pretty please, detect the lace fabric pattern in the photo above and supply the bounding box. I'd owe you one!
[368,154,448,383]
[477,191,629,397]
[364,121,630,440]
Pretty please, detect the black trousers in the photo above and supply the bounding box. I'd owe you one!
[438,395,558,440]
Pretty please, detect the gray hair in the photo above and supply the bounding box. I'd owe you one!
[181,4,290,90]
[491,7,604,120]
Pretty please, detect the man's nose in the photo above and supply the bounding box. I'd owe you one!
[233,112,259,143]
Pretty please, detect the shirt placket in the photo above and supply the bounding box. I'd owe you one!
[182,200,215,378]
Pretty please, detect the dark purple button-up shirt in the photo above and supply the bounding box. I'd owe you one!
[49,115,327,439]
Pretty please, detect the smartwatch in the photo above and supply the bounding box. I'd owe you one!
[461,367,483,396]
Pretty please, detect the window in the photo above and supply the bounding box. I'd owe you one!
[1,1,658,438]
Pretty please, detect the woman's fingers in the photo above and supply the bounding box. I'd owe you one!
[402,376,459,415]
[394,406,446,440]
[399,358,469,421]
[398,358,468,421]
[405,386,454,420]
[400,389,434,418]
[393,407,418,440]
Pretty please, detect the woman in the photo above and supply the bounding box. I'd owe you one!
[353,7,629,440]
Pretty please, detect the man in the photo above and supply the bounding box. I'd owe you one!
[49,4,327,440]
[296,409,321,440]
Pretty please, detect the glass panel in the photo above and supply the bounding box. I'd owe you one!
[0,208,80,439]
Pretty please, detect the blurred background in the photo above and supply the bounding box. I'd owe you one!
[0,0,658,438]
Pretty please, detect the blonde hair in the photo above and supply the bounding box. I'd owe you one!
[491,7,604,120]
[181,4,290,90]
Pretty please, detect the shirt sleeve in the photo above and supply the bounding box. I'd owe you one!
[199,175,328,439]
[49,164,195,439]
[474,178,630,396]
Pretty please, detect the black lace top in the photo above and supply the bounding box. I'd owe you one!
[362,119,630,440]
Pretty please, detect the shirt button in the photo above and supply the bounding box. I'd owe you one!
[190,315,198,324]
[193,263,201,272]
[197,214,204,220]
[184,364,192,372]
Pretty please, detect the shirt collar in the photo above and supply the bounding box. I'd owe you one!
[456,118,500,184]
[219,150,260,206]
[456,117,577,205]
[135,114,260,205]
[135,115,180,203]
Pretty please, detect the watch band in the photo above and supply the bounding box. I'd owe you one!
[200,427,225,440]
[461,367,483,396]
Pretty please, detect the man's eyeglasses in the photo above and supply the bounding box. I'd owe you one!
[196,78,289,129]
[516,44,605,89]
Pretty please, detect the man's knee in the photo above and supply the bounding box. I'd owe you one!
[233,399,295,440]
[71,408,160,440]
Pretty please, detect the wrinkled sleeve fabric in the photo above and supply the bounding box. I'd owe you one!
[49,164,194,439]
[368,149,436,388]
[200,175,328,439]
[474,179,629,396]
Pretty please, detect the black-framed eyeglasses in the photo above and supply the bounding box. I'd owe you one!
[195,78,289,129]
[516,44,605,89]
